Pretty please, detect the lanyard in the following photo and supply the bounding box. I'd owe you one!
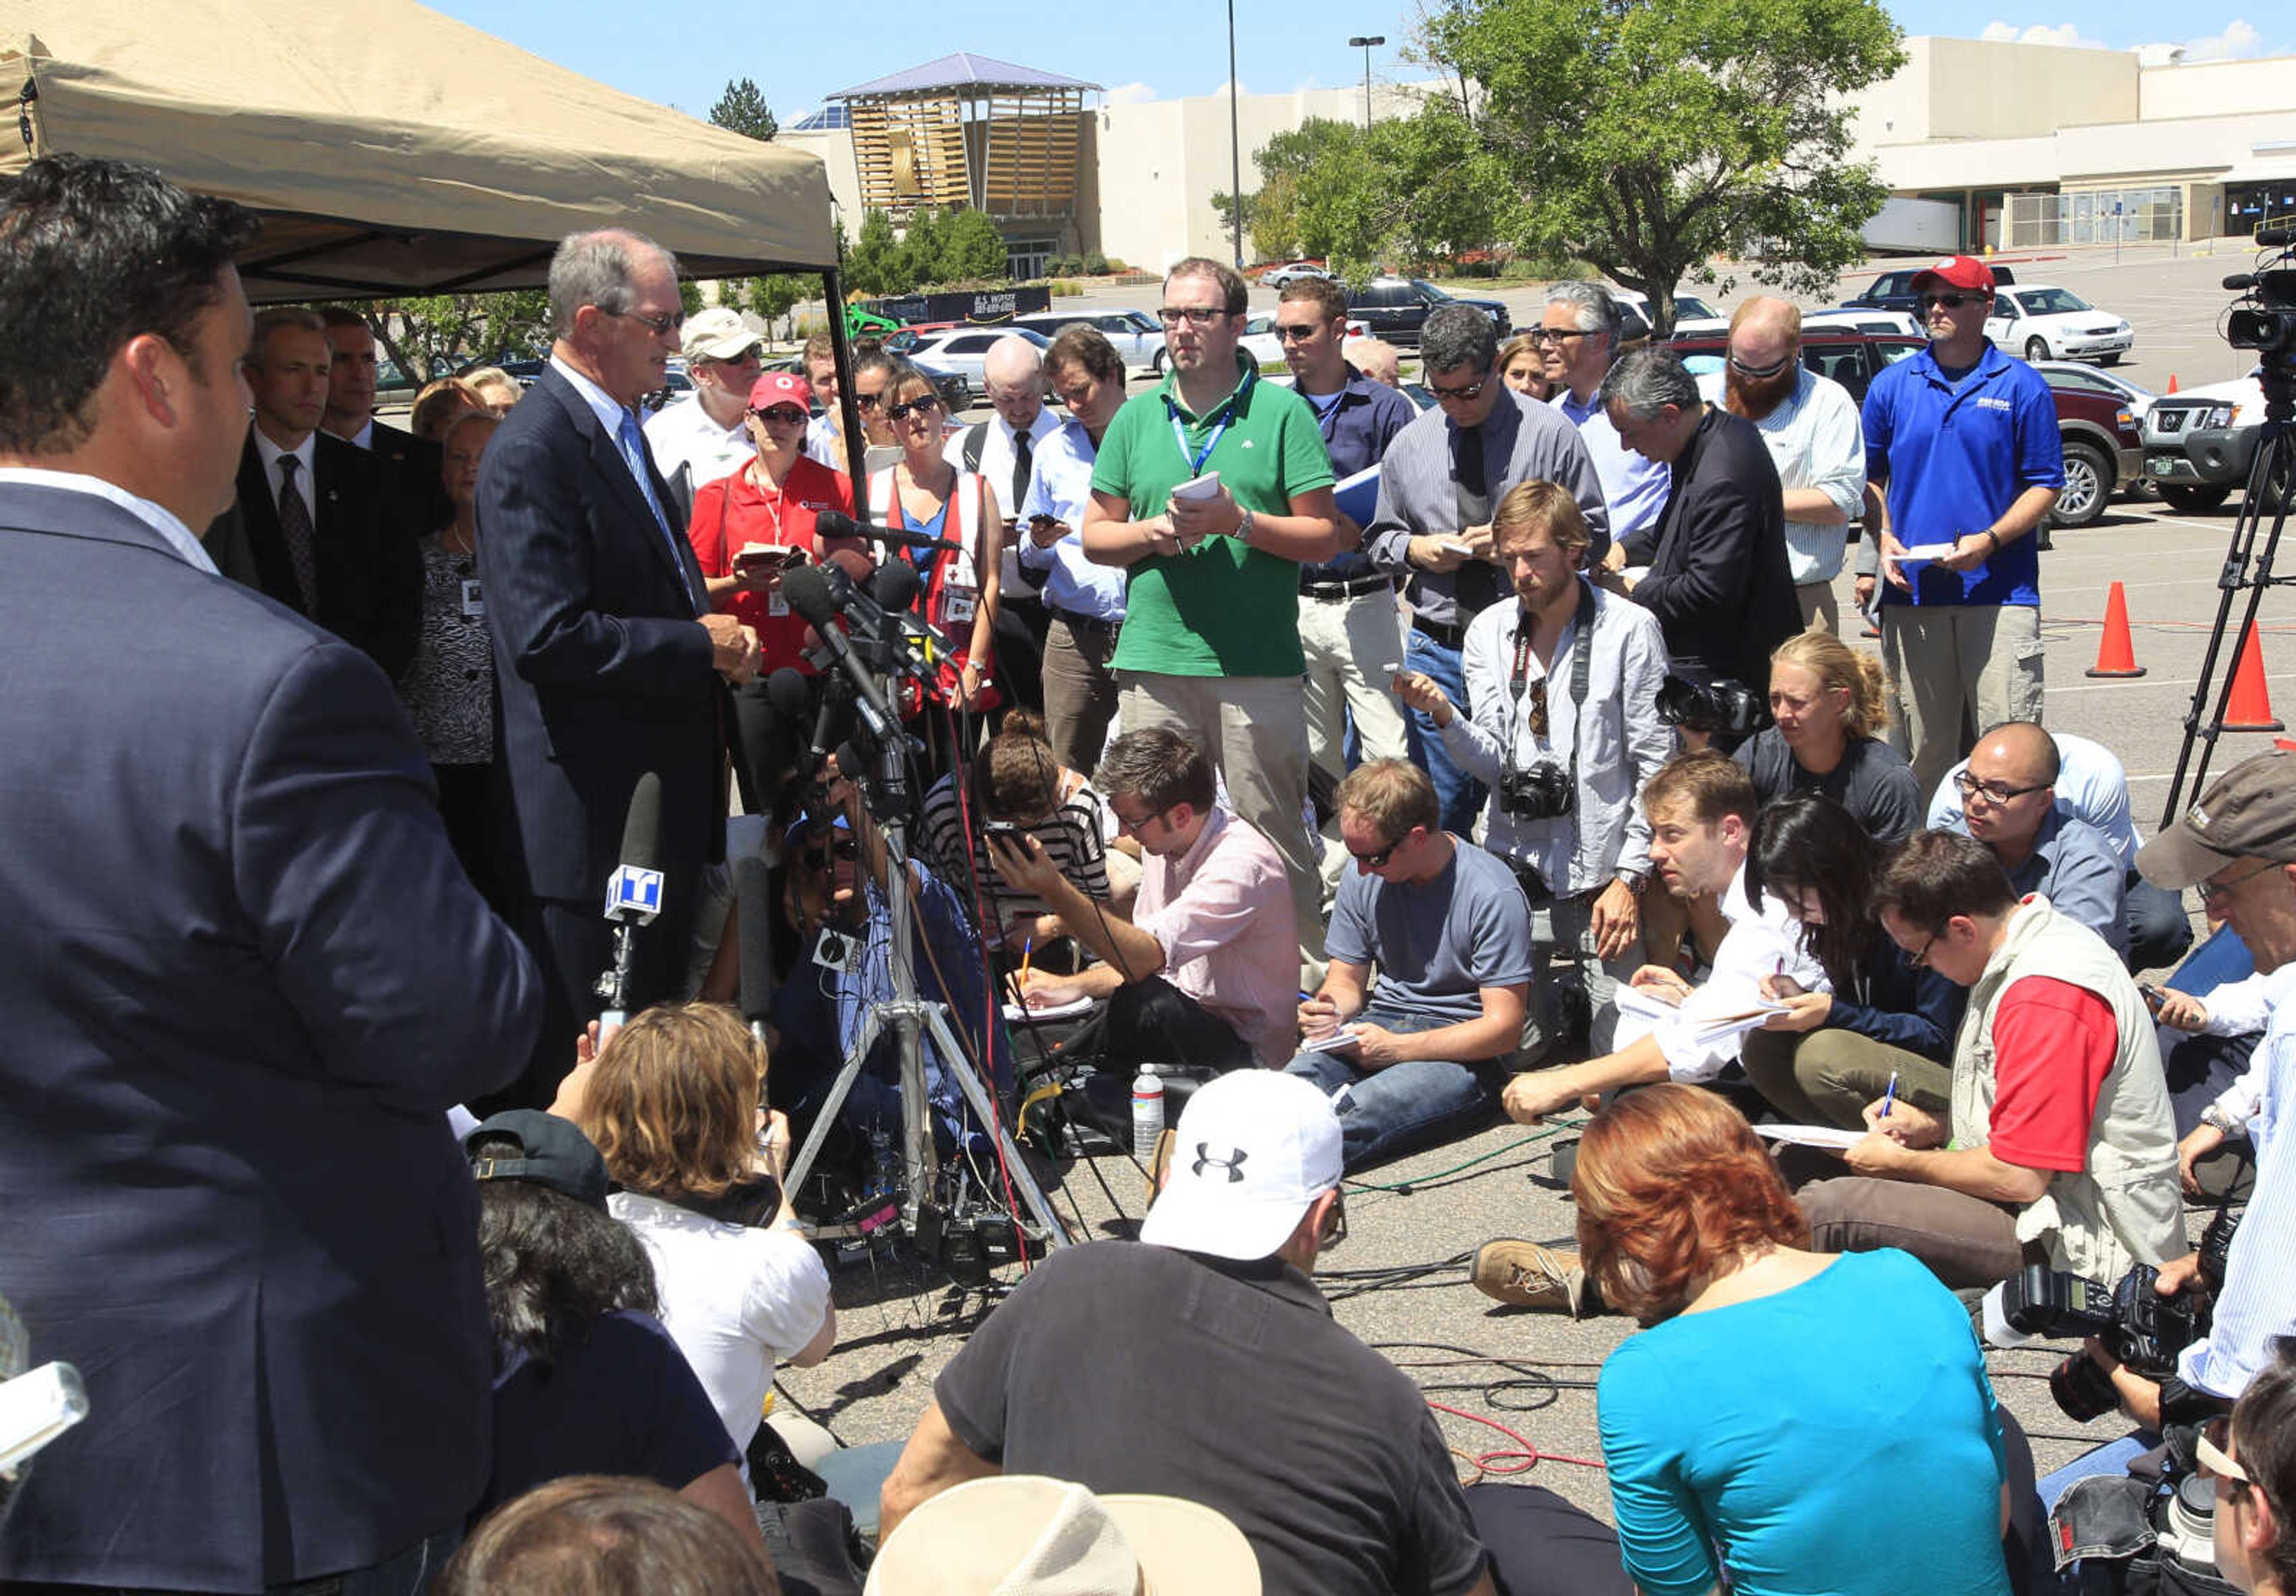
[1167,373,1247,478]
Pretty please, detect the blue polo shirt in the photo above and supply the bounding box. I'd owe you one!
[1290,367,1417,586]
[1862,341,2062,609]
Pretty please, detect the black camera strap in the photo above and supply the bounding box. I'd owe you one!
[1501,577,1596,798]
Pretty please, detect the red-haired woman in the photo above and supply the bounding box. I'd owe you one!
[1544,1085,2019,1596]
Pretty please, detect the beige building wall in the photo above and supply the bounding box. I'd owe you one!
[2142,56,2296,121]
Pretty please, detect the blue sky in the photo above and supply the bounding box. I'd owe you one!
[422,1,2289,120]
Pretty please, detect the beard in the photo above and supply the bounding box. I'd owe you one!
[1725,362,1799,420]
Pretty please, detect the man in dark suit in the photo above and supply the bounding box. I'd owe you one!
[1607,344,1800,698]
[224,307,423,679]
[320,304,451,536]
[478,228,761,1107]
[0,155,542,1592]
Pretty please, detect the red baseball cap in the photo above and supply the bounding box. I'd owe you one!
[1910,255,1995,295]
[747,371,813,412]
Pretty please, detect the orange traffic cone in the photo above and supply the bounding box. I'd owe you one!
[2224,622,2284,732]
[2086,582,2146,678]
[2167,374,2180,394]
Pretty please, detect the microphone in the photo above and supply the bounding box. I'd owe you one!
[868,559,922,612]
[596,771,664,1029]
[817,509,946,552]
[807,675,858,771]
[734,855,775,1038]
[765,666,811,724]
[781,566,899,746]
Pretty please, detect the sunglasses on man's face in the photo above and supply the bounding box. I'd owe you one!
[801,836,859,871]
[1727,352,1796,379]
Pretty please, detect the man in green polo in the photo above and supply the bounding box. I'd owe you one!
[1082,257,1342,955]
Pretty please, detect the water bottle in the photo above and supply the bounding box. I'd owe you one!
[1131,1070,1165,1162]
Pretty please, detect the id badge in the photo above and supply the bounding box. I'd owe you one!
[459,578,484,619]
[768,590,790,618]
[944,584,978,624]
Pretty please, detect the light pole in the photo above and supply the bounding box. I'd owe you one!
[1228,0,1245,268]
[1348,34,1385,133]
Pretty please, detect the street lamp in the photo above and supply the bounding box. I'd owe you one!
[1348,34,1385,133]
[1228,0,1245,268]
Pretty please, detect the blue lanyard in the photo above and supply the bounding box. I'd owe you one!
[1167,373,1248,478]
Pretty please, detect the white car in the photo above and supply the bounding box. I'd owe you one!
[1012,309,1168,373]
[1988,284,2133,365]
[896,325,1053,387]
[1611,289,1727,338]
[1239,312,1369,367]
[1263,260,1335,288]
[2033,360,2158,428]
[1803,308,1924,338]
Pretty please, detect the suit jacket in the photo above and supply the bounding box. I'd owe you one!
[222,429,423,679]
[475,362,723,908]
[0,481,542,1589]
[364,415,452,540]
[1622,407,1801,689]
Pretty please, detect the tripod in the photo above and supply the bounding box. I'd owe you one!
[777,724,1067,1258]
[2160,368,2295,826]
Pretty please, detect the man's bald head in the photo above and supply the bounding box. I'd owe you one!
[983,335,1046,432]
[1962,722,2062,857]
[1974,722,2060,788]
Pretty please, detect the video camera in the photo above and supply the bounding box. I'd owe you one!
[2224,222,2295,420]
[1655,675,1769,740]
[1994,1262,2206,1421]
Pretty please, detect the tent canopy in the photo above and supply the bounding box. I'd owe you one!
[2,0,837,301]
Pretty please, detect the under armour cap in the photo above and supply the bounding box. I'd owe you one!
[1138,1070,1342,1262]
[1910,255,1995,295]
[2137,749,2296,888]
[464,1110,610,1209]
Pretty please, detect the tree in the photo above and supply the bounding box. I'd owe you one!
[350,291,551,382]
[744,273,814,336]
[1430,0,1903,334]
[846,209,906,297]
[942,208,1009,282]
[708,77,778,142]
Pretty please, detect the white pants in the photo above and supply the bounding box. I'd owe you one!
[1297,588,1410,779]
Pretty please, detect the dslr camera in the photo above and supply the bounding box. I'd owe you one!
[1995,1261,2206,1421]
[1654,675,1769,739]
[1498,761,1575,822]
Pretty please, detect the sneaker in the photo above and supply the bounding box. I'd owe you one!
[1472,1238,1590,1317]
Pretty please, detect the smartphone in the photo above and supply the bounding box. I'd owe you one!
[2138,982,2166,1012]
[982,820,1023,839]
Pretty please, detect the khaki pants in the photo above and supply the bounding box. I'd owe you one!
[1880,603,2045,797]
[1739,1028,1952,1130]
[1796,580,1839,634]
[1116,670,1323,959]
[1297,589,1409,780]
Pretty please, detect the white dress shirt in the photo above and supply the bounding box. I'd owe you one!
[946,407,1064,595]
[1695,367,1867,585]
[250,428,320,526]
[645,393,755,495]
[0,468,216,573]
[1613,860,1829,1082]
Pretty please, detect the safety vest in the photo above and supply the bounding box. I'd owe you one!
[868,464,996,710]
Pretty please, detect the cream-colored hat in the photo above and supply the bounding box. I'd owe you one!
[865,1475,1260,1595]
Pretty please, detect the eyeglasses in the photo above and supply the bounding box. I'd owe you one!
[1906,929,1943,971]
[1112,802,1176,839]
[1527,328,1590,345]
[1919,294,1980,311]
[1953,770,2047,807]
[1347,829,1413,869]
[750,407,808,425]
[1272,322,1324,343]
[2200,857,2282,907]
[607,307,684,336]
[1727,352,1796,379]
[1158,306,1233,328]
[800,835,859,871]
[884,395,941,422]
[1427,373,1491,402]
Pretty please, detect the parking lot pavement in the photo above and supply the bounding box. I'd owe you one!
[774,484,2290,1526]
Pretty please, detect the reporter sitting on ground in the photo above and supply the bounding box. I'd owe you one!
[2212,1338,2296,1596]
[2164,961,2296,1189]
[1739,794,1966,1131]
[1497,752,1824,1125]
[988,727,1297,1070]
[1940,721,2129,959]
[1733,629,1922,844]
[1284,760,1534,1168]
[920,709,1139,959]
[439,1476,783,1596]
[1799,829,2185,1290]
[1556,1085,2022,1596]
[463,1110,762,1549]
[575,1005,835,1485]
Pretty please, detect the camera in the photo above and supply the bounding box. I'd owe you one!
[1654,675,1770,739]
[1498,761,1575,822]
[1995,1262,2206,1421]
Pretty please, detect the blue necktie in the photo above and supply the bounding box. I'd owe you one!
[616,408,696,613]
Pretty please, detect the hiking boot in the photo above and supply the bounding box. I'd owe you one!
[1473,1238,1590,1317]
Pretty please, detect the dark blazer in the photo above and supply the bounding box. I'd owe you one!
[224,429,423,679]
[0,482,542,1589]
[366,414,452,539]
[476,362,723,910]
[1622,406,1801,689]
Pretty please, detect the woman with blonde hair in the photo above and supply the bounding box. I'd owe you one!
[1732,628,1921,843]
[576,1003,835,1476]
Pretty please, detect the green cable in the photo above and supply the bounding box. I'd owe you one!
[1342,1121,1582,1195]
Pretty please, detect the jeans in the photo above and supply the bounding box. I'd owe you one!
[1283,1002,1498,1168]
[2124,874,2194,974]
[1401,627,1485,835]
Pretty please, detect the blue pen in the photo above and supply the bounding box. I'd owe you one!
[1880,1070,1899,1120]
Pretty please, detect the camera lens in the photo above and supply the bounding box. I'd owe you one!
[2048,1351,2124,1423]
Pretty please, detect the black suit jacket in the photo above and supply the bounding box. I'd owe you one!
[365,415,451,539]
[1622,407,1801,689]
[224,429,423,679]
[0,481,541,1588]
[476,363,723,908]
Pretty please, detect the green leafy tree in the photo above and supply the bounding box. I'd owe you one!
[354,290,551,381]
[679,279,706,317]
[708,77,778,141]
[847,209,907,296]
[1431,0,1903,334]
[744,273,814,336]
[942,208,1009,282]
[899,209,951,287]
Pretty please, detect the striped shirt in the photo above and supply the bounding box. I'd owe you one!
[919,774,1118,935]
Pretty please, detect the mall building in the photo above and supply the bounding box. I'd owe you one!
[780,38,2296,276]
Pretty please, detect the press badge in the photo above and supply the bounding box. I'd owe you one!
[460,578,485,619]
[944,584,978,624]
[769,588,790,618]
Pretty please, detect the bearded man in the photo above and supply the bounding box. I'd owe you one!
[1694,297,1866,633]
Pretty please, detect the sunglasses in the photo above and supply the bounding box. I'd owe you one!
[854,390,885,410]
[1919,293,1981,310]
[2199,1417,2249,1494]
[884,395,940,422]
[1427,374,1491,402]
[800,835,859,870]
[1348,833,1406,868]
[1273,322,1325,343]
[751,407,808,425]
[1528,678,1550,741]
[1728,352,1796,379]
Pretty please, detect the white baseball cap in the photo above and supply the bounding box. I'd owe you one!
[1138,1070,1342,1261]
[865,1475,1260,1595]
[680,306,762,362]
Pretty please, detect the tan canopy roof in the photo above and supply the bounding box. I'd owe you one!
[1,1,837,301]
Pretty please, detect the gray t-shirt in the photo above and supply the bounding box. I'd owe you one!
[1327,838,1534,1023]
[1734,729,1923,844]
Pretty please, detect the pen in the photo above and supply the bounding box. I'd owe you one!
[1880,1071,1899,1121]
[1020,936,1033,985]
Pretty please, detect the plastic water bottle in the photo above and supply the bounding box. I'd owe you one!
[1131,1070,1165,1162]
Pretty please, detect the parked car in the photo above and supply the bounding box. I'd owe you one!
[2142,371,2290,515]
[1989,283,2133,365]
[2032,361,2158,428]
[1803,308,1925,338]
[1614,289,1729,338]
[1239,312,1370,368]
[1012,309,1168,371]
[1343,277,1511,348]
[759,353,973,416]
[1843,263,2017,317]
[1262,260,1335,288]
[1670,325,2140,528]
[893,325,1052,390]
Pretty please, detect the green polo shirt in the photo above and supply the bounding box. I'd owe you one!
[1090,356,1335,678]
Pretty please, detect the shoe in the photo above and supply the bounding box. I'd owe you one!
[1473,1238,1590,1317]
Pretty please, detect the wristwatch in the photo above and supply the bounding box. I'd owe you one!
[1616,870,1648,898]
